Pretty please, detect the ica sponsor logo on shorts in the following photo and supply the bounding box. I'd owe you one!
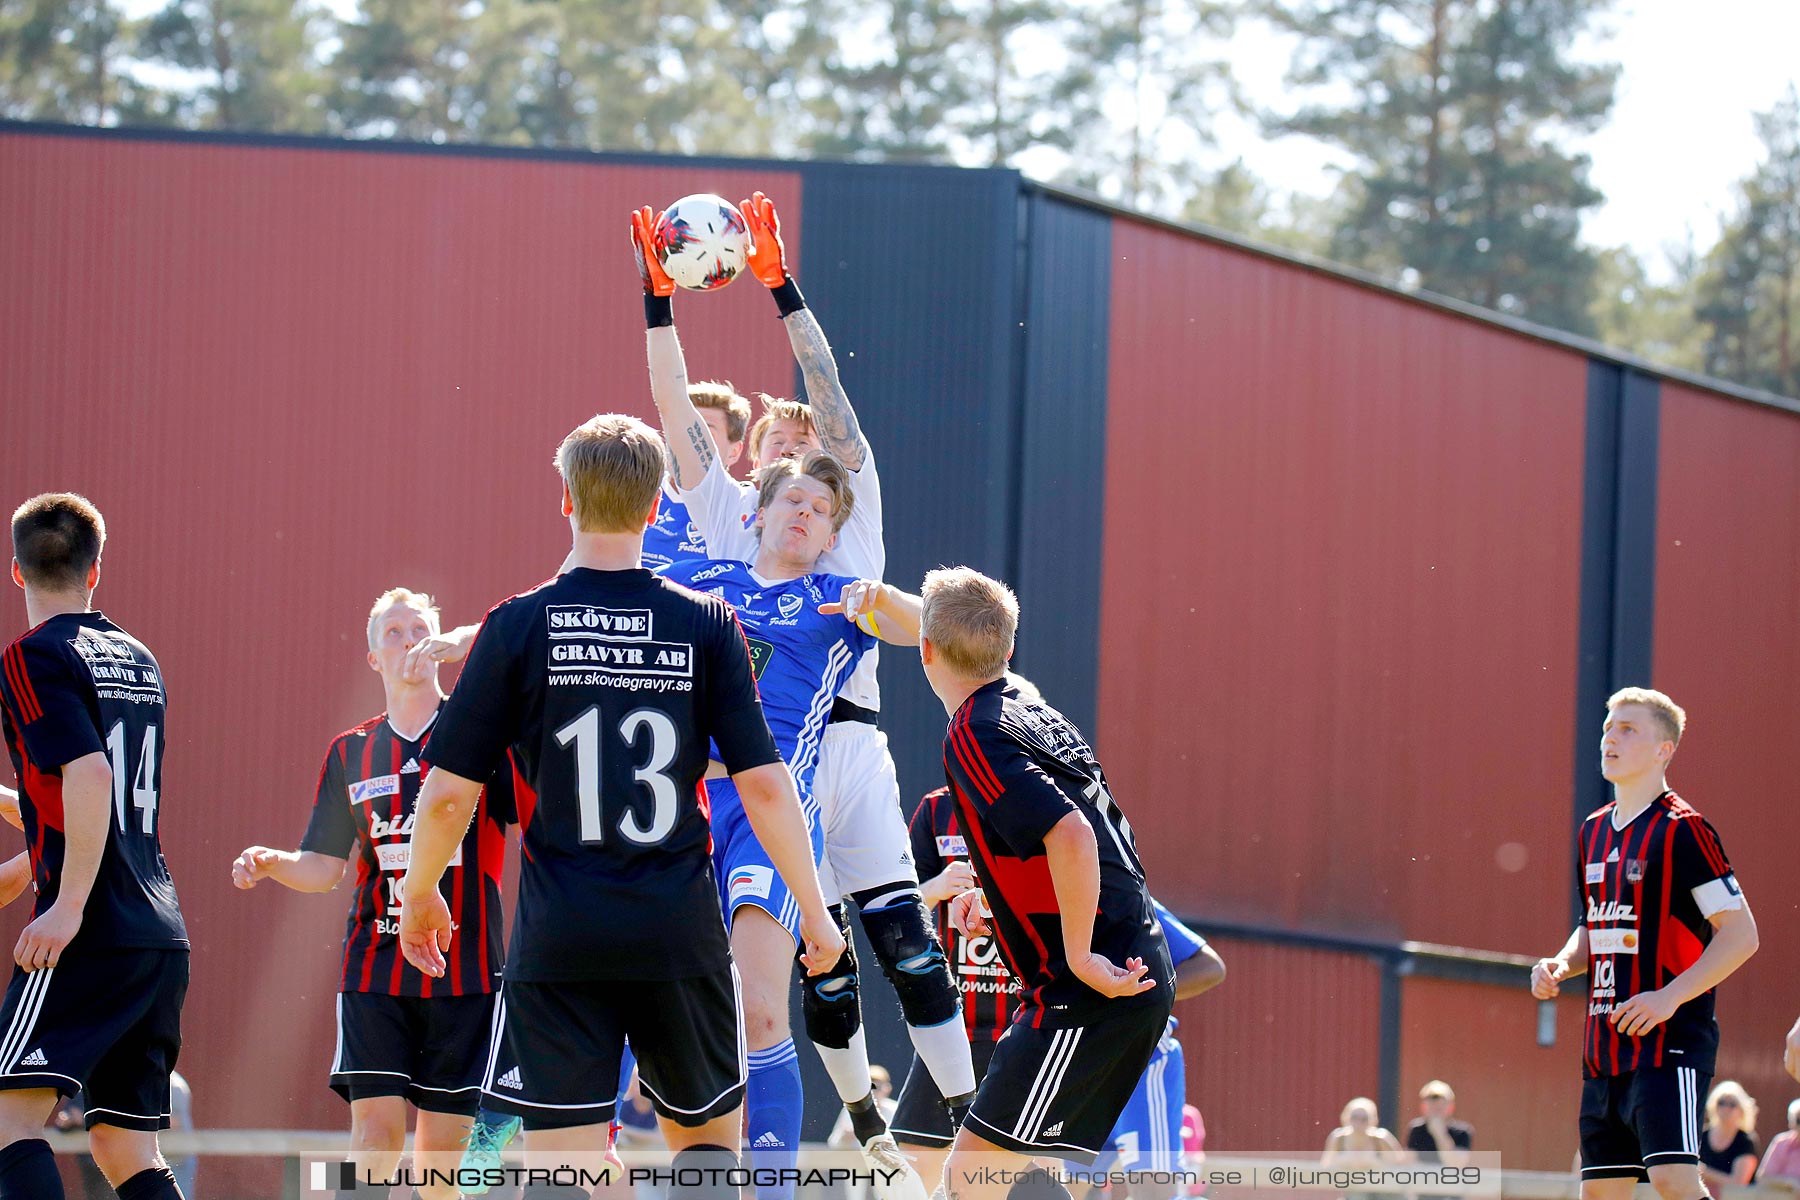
[729,866,774,905]
[350,775,401,804]
[936,836,968,857]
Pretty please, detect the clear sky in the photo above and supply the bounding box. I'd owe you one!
[1216,0,1800,272]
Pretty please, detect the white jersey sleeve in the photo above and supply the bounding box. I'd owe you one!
[818,448,884,580]
[678,451,760,563]
[817,448,884,710]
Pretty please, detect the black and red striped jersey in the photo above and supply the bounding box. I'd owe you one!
[911,786,1017,1043]
[1577,791,1743,1078]
[941,678,1170,1026]
[301,706,514,997]
[0,612,186,950]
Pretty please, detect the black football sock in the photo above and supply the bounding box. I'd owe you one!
[117,1165,184,1200]
[670,1144,743,1200]
[0,1138,63,1200]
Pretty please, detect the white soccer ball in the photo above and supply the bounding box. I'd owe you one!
[655,194,751,292]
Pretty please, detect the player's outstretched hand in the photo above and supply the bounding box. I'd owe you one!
[399,888,455,978]
[949,888,989,939]
[1609,986,1677,1037]
[630,205,676,297]
[232,845,282,890]
[1069,951,1157,999]
[819,580,883,632]
[15,901,80,971]
[798,909,847,977]
[0,784,21,832]
[1530,957,1568,999]
[739,191,789,288]
[1785,1013,1800,1082]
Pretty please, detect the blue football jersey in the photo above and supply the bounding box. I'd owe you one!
[662,560,874,793]
[1151,896,1207,967]
[641,485,708,573]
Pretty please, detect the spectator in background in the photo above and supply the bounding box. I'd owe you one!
[1323,1098,1402,1165]
[1700,1081,1760,1190]
[1755,1100,1800,1192]
[1403,1081,1473,1166]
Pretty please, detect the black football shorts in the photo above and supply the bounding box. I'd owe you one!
[481,965,745,1130]
[1580,1064,1709,1179]
[329,990,494,1115]
[962,998,1169,1164]
[0,947,188,1131]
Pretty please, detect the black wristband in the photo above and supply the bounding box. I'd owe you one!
[644,293,673,328]
[770,277,806,318]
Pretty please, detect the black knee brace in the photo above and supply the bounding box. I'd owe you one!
[853,883,959,1028]
[669,1144,744,1200]
[797,905,862,1049]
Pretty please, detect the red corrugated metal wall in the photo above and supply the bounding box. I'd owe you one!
[1181,937,1384,1154]
[1652,382,1800,1125]
[1099,217,1590,955]
[0,132,797,1162]
[1396,976,1582,1171]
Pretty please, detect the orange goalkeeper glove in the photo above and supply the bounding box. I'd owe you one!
[740,190,790,288]
[630,205,676,297]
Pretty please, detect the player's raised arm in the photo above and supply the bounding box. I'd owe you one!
[820,580,921,646]
[630,206,716,492]
[741,191,867,473]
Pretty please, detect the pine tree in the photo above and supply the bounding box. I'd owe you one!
[1054,0,1236,210]
[0,0,132,121]
[1262,0,1616,333]
[134,0,326,130]
[1694,87,1800,397]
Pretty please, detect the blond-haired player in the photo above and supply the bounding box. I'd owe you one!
[1531,687,1758,1200]
[232,588,515,1200]
[921,567,1174,1200]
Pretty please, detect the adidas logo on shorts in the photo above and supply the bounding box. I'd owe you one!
[1043,1122,1063,1138]
[496,1068,523,1090]
[753,1132,785,1148]
[19,1049,46,1067]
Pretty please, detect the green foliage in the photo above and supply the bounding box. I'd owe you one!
[1693,87,1800,397]
[1261,0,1617,333]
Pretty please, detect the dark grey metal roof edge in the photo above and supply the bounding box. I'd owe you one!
[0,118,1022,186]
[1024,177,1800,419]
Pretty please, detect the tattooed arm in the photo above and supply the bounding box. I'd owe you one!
[646,326,716,492]
[784,309,866,473]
